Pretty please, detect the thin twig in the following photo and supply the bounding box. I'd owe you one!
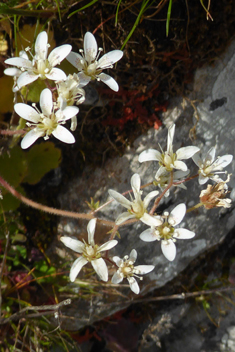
[102,285,235,307]
[0,299,71,325]
[0,231,10,318]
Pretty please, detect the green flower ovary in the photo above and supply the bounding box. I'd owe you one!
[38,113,58,136]
[119,259,134,278]
[159,152,177,172]
[34,58,52,78]
[82,244,101,262]
[129,199,146,219]
[157,222,174,240]
[82,60,102,80]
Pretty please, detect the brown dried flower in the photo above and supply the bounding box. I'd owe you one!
[199,176,232,209]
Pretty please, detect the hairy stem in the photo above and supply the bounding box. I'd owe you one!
[0,129,25,135]
[149,171,173,214]
[0,176,115,227]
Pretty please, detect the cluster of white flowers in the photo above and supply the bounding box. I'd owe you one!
[4,29,234,295]
[5,30,123,149]
[59,123,233,294]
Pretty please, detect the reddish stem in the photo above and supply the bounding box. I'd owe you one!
[0,129,25,135]
[0,175,115,227]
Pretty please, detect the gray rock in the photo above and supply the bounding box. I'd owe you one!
[54,40,235,331]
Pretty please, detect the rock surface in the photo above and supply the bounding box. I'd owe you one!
[54,40,235,332]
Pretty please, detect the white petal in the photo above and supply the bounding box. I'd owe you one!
[45,68,67,81]
[198,174,208,185]
[161,240,176,261]
[98,73,119,92]
[19,50,29,60]
[212,155,233,170]
[5,57,32,69]
[111,272,123,284]
[66,51,84,70]
[99,240,118,252]
[77,72,91,86]
[127,277,139,294]
[139,149,162,163]
[17,71,39,88]
[168,203,186,226]
[135,265,155,275]
[129,249,137,262]
[57,106,79,121]
[205,147,216,164]
[131,173,141,195]
[108,189,131,209]
[173,170,190,179]
[60,236,84,253]
[155,166,168,178]
[143,190,159,208]
[87,218,97,245]
[173,160,188,171]
[112,256,122,267]
[21,129,44,149]
[192,152,202,167]
[35,31,48,60]
[48,44,72,66]
[92,258,108,281]
[155,166,168,181]
[70,116,77,131]
[174,228,195,239]
[52,125,75,144]
[84,32,98,62]
[139,228,158,242]
[98,50,123,68]
[176,146,200,160]
[140,213,163,227]
[40,88,53,116]
[14,103,40,122]
[70,257,88,282]
[4,67,21,76]
[115,212,135,225]
[167,124,175,154]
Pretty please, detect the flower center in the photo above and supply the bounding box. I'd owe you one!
[37,113,58,136]
[129,199,146,219]
[33,58,52,78]
[160,152,177,172]
[83,244,100,262]
[157,222,174,240]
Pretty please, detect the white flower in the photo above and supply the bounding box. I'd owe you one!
[4,51,28,92]
[139,124,200,173]
[57,73,85,109]
[60,218,118,282]
[139,203,195,261]
[192,147,233,185]
[14,88,78,149]
[5,31,71,89]
[154,168,190,197]
[66,31,123,92]
[56,73,85,131]
[108,173,159,225]
[111,249,154,294]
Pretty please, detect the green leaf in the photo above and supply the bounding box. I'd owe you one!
[23,142,61,185]
[166,0,173,37]
[0,184,25,212]
[0,146,27,187]
[21,79,47,103]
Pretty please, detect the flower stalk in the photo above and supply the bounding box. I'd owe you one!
[0,175,115,226]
